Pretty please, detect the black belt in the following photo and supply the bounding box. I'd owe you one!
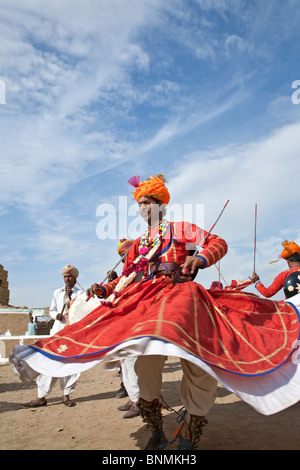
[148,262,182,275]
[148,262,192,284]
[134,261,193,284]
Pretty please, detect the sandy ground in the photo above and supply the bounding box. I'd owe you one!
[0,356,300,451]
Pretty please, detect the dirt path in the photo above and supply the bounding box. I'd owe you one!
[0,357,299,450]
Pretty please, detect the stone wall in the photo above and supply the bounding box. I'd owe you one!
[0,310,54,336]
[0,265,9,306]
[0,312,29,336]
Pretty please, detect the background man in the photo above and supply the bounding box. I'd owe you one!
[22,264,84,408]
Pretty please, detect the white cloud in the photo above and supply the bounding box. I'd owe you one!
[167,120,300,294]
[225,34,253,56]
[170,121,300,230]
[195,0,243,13]
[0,247,26,265]
[0,0,176,217]
[0,0,163,115]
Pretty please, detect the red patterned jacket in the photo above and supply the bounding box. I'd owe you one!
[102,221,228,297]
[255,265,300,298]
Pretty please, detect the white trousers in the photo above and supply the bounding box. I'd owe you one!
[36,373,80,398]
[121,357,139,402]
[135,355,217,421]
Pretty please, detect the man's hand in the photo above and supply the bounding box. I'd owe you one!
[251,272,260,283]
[181,256,205,276]
[65,285,73,298]
[56,313,64,321]
[86,283,105,299]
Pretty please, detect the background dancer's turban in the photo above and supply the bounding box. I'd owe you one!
[280,241,300,260]
[128,174,170,205]
[61,264,79,278]
[117,239,134,256]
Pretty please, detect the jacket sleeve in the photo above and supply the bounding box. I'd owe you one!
[196,233,228,268]
[255,271,286,298]
[179,222,228,268]
[99,277,120,298]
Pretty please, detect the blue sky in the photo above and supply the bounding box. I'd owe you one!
[0,0,300,308]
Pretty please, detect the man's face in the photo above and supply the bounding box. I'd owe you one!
[138,196,162,226]
[63,273,76,288]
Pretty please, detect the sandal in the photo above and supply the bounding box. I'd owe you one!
[117,400,134,411]
[62,398,76,407]
[21,399,47,408]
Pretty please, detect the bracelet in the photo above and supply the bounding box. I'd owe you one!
[97,285,107,298]
[195,255,207,268]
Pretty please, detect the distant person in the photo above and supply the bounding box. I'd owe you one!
[107,270,118,282]
[49,264,84,334]
[22,265,84,408]
[27,315,37,335]
[252,240,300,298]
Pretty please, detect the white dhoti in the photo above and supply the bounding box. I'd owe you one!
[36,373,81,398]
[121,357,139,403]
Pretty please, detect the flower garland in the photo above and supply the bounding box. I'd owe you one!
[101,221,169,307]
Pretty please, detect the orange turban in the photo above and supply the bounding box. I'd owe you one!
[280,240,300,260]
[128,174,170,205]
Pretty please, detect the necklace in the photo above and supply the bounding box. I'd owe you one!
[139,220,168,255]
[101,221,169,307]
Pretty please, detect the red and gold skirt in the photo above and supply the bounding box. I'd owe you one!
[30,275,299,377]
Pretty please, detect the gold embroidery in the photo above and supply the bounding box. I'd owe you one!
[217,339,246,373]
[155,297,167,336]
[188,283,201,355]
[215,305,282,366]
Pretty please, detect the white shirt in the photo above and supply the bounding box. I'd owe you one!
[49,284,84,335]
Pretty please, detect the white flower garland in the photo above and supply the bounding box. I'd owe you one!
[101,222,169,307]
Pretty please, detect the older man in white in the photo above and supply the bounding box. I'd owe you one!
[22,265,84,408]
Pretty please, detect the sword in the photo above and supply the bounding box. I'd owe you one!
[86,252,128,301]
[253,203,257,274]
[193,200,230,254]
[99,253,128,287]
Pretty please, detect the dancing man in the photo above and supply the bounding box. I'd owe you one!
[87,174,227,448]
